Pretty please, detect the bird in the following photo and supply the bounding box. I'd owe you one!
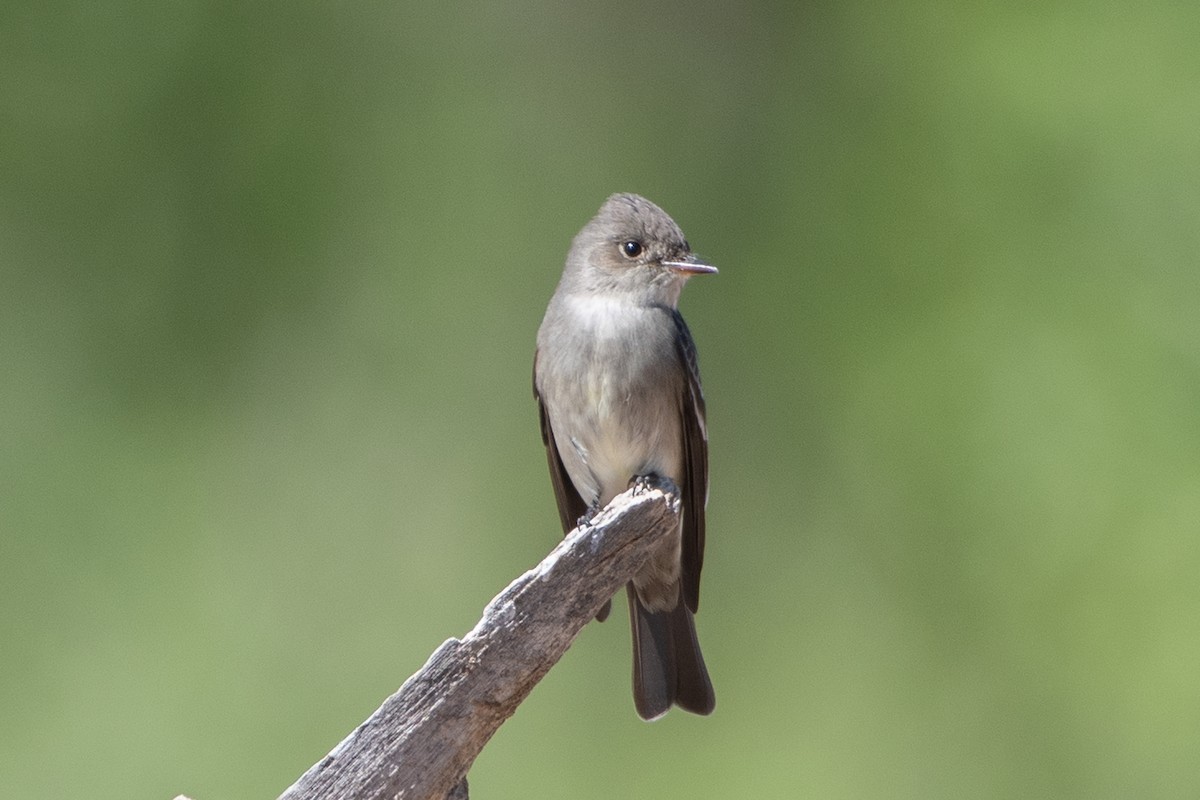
[533,192,716,720]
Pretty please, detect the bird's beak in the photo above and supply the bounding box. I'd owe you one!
[662,255,718,275]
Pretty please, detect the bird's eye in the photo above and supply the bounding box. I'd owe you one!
[621,240,643,258]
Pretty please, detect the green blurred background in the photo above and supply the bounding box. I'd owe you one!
[3,2,1199,798]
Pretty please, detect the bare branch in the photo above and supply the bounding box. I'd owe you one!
[275,476,681,800]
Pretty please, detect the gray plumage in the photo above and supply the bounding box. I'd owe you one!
[534,193,716,720]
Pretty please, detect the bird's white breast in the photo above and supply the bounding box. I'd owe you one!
[550,293,682,506]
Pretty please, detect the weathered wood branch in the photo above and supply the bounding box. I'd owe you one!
[275,476,681,800]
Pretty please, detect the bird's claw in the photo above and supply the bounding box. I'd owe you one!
[629,474,656,494]
[576,502,602,528]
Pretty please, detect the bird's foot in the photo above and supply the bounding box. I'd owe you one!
[576,501,602,528]
[628,473,657,494]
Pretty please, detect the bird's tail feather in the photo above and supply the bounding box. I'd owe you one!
[628,583,715,720]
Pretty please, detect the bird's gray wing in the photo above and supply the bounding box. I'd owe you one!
[668,310,709,614]
[534,351,610,621]
[533,351,588,534]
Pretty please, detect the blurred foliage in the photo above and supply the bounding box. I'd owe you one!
[2,2,1199,798]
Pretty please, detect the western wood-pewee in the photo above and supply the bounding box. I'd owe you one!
[534,193,716,720]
